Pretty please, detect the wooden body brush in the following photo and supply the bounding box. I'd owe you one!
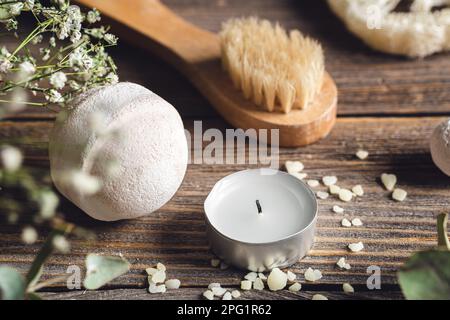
[77,0,337,147]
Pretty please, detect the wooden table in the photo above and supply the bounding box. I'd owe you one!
[1,0,449,300]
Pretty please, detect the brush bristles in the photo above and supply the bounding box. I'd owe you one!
[220,17,325,113]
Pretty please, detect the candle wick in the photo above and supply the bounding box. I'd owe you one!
[256,200,262,215]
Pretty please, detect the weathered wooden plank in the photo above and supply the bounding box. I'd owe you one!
[0,116,447,291]
[38,287,404,300]
[3,0,450,120]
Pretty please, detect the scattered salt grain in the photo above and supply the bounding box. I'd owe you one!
[343,283,354,293]
[356,150,369,160]
[231,290,241,298]
[149,283,166,294]
[288,282,302,292]
[304,267,322,282]
[322,176,338,186]
[203,290,214,300]
[258,273,267,280]
[210,258,221,267]
[212,286,227,297]
[339,189,353,202]
[156,262,166,272]
[165,279,181,289]
[244,272,258,281]
[317,191,329,200]
[381,173,397,191]
[150,270,166,284]
[307,180,320,187]
[223,291,232,300]
[146,267,158,275]
[336,257,351,270]
[285,161,304,173]
[348,242,364,252]
[267,268,287,291]
[253,278,265,290]
[341,218,352,227]
[241,280,252,290]
[329,184,341,195]
[312,294,328,300]
[287,271,296,282]
[352,185,364,197]
[351,218,363,226]
[290,172,308,180]
[333,205,344,214]
[392,188,407,202]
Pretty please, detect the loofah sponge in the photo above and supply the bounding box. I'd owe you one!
[49,82,188,221]
[328,0,450,58]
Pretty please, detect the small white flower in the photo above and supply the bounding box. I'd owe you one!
[8,3,23,16]
[1,145,23,172]
[104,33,118,45]
[106,72,119,84]
[50,71,67,89]
[87,9,101,24]
[21,226,38,244]
[61,170,102,195]
[19,61,35,74]
[45,89,64,103]
[0,59,12,73]
[52,235,70,253]
[38,190,59,219]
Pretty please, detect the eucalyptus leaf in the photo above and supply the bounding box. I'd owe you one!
[398,250,450,300]
[0,266,25,300]
[83,254,130,290]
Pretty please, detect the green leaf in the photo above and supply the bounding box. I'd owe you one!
[0,266,25,300]
[398,250,450,300]
[83,254,130,290]
[0,7,12,20]
[437,213,450,250]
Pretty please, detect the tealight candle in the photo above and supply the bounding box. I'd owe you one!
[204,168,317,271]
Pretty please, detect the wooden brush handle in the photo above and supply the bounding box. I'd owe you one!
[77,0,219,67]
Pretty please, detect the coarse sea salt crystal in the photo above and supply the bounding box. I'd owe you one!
[241,280,252,290]
[150,270,166,284]
[392,188,407,202]
[322,176,338,186]
[317,191,329,200]
[146,267,158,275]
[287,271,296,282]
[352,185,364,196]
[333,205,344,213]
[304,267,322,282]
[258,273,267,280]
[210,258,220,267]
[336,257,351,270]
[223,291,232,300]
[149,283,166,294]
[381,173,397,191]
[290,172,308,180]
[341,218,352,227]
[208,282,221,289]
[312,294,328,300]
[267,268,287,291]
[231,290,241,298]
[203,290,214,300]
[348,242,364,252]
[253,278,265,290]
[343,283,354,293]
[285,161,304,173]
[351,218,363,226]
[356,150,369,160]
[329,185,341,195]
[339,189,353,202]
[307,180,320,187]
[288,282,302,292]
[244,272,258,281]
[165,279,181,289]
[212,286,227,297]
[156,262,166,271]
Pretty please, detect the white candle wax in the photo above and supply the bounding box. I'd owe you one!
[205,169,316,244]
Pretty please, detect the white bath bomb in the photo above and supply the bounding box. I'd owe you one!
[49,82,188,221]
[430,119,450,177]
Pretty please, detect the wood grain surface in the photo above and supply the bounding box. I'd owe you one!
[1,0,450,300]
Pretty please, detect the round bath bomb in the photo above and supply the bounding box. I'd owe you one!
[430,119,450,177]
[49,82,188,221]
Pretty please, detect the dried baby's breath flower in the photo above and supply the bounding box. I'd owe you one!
[240,280,252,290]
[322,176,337,186]
[37,190,59,219]
[307,180,320,188]
[253,278,264,290]
[61,170,102,195]
[343,283,354,293]
[348,242,364,252]
[352,185,364,197]
[329,184,340,195]
[285,161,304,173]
[210,258,221,268]
[267,268,287,291]
[21,226,38,244]
[231,290,241,298]
[392,188,407,202]
[333,205,344,214]
[203,290,214,300]
[356,150,369,160]
[165,279,181,289]
[317,191,329,200]
[304,267,322,282]
[381,173,397,191]
[341,218,352,227]
[351,218,363,226]
[288,282,302,292]
[312,294,328,300]
[52,235,70,253]
[338,189,353,202]
[1,145,23,172]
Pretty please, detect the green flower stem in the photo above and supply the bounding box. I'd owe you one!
[9,19,54,60]
[0,99,46,106]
